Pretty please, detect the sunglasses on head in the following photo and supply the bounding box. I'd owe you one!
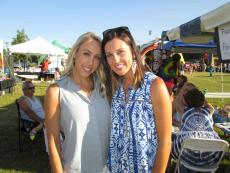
[27,86,35,90]
[103,26,130,37]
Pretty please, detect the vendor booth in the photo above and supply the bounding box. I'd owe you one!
[161,2,230,62]
[161,3,230,141]
[9,37,66,55]
[161,2,230,45]
[39,40,69,72]
[0,39,15,94]
[9,37,67,80]
[157,39,217,54]
[0,39,15,95]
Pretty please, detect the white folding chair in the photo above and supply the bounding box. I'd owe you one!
[174,138,229,173]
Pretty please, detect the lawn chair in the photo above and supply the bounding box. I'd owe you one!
[174,138,229,173]
[15,99,45,152]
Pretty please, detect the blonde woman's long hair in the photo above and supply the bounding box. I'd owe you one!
[63,32,107,97]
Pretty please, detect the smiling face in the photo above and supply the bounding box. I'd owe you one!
[104,38,133,77]
[73,39,101,78]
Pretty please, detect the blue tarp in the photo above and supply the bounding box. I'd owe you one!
[157,40,217,54]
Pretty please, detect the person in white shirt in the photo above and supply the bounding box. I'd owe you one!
[18,81,44,139]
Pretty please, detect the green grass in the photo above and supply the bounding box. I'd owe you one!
[0,82,50,173]
[186,72,230,107]
[0,73,230,172]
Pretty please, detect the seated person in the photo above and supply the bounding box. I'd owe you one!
[172,88,221,168]
[18,81,44,140]
[172,82,197,127]
[172,75,187,96]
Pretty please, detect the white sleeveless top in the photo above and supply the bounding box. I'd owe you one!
[20,96,45,121]
[57,76,111,173]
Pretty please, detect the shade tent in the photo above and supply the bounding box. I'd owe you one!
[39,40,69,64]
[140,40,159,57]
[140,39,217,56]
[9,37,66,56]
[162,2,230,44]
[157,40,217,54]
[52,40,70,54]
[161,2,229,99]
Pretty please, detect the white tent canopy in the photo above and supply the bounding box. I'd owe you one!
[9,37,67,56]
[162,2,230,44]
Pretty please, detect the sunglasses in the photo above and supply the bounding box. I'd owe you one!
[27,86,35,90]
[103,26,130,37]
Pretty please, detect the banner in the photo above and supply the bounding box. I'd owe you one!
[216,22,230,62]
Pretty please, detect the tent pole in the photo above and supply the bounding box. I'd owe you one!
[220,63,224,103]
[23,56,26,72]
[57,55,58,69]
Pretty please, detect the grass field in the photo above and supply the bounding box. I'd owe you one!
[0,72,229,173]
[0,82,50,173]
[186,72,230,107]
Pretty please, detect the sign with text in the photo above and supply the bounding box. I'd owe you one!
[217,22,230,62]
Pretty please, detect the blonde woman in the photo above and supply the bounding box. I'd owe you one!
[44,32,110,173]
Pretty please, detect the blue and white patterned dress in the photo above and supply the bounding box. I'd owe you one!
[172,107,221,167]
[108,72,158,173]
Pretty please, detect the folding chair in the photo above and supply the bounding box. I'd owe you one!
[174,138,229,173]
[15,99,45,152]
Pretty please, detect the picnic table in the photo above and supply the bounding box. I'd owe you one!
[16,72,54,81]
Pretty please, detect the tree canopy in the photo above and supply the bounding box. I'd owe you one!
[10,29,32,66]
[11,29,29,45]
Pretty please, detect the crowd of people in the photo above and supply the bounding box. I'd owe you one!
[16,27,229,173]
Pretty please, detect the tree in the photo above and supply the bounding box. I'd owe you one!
[11,29,29,45]
[10,29,30,68]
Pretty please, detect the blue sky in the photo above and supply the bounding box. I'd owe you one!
[0,0,229,48]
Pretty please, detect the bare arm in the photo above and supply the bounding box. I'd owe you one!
[172,101,181,127]
[151,78,172,173]
[44,83,63,173]
[204,100,214,116]
[18,98,44,123]
[172,97,184,126]
[172,82,190,117]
